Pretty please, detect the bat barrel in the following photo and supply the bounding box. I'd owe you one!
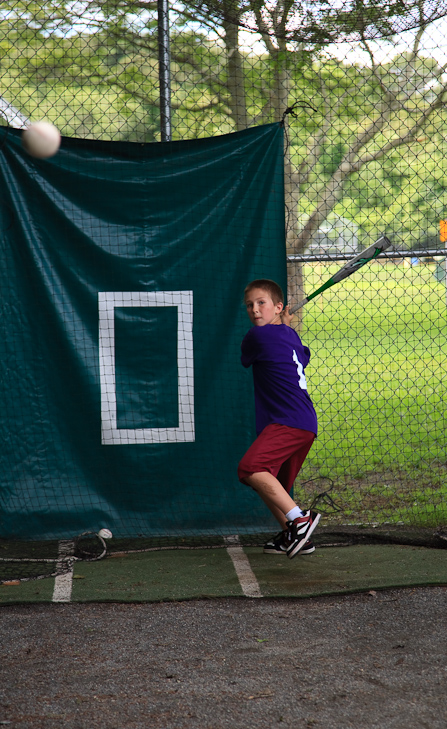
[287,234,392,314]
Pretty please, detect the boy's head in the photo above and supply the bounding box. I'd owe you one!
[244,279,284,326]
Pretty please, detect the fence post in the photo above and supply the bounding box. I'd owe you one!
[157,0,171,142]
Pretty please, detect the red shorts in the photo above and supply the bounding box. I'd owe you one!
[238,423,315,494]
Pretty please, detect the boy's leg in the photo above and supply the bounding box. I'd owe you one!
[245,470,320,558]
[267,503,289,530]
[271,436,316,528]
[238,425,319,558]
[244,471,297,518]
[238,424,315,525]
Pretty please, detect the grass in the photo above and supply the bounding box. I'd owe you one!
[294,259,447,528]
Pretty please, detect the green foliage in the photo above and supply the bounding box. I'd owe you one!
[0,2,161,140]
[295,260,447,526]
[285,48,447,247]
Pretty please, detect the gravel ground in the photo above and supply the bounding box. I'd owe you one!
[1,586,446,729]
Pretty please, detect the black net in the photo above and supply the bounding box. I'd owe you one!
[184,0,447,41]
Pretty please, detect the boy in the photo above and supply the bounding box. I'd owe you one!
[238,279,320,559]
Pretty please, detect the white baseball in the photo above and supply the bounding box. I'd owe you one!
[98,528,113,539]
[22,121,61,159]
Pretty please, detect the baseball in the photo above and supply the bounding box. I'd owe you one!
[98,528,113,539]
[22,121,61,159]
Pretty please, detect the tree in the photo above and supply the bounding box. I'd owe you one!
[2,0,447,313]
[176,0,447,309]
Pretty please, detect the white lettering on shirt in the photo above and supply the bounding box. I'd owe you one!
[293,349,308,390]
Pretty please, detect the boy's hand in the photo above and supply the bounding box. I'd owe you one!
[281,305,294,326]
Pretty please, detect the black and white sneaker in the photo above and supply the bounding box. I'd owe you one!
[285,510,320,559]
[299,540,315,555]
[263,530,315,555]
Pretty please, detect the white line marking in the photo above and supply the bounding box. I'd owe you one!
[52,541,75,603]
[224,535,262,598]
[98,290,195,445]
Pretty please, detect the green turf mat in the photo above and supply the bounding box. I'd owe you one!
[0,578,55,604]
[1,545,446,605]
[71,548,244,602]
[250,544,447,597]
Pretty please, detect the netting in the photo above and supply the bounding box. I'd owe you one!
[1,1,447,583]
[185,0,447,41]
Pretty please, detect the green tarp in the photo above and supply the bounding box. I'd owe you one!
[0,123,286,539]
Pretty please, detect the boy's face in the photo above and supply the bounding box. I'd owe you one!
[244,287,283,326]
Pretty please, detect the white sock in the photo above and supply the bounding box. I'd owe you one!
[286,506,303,522]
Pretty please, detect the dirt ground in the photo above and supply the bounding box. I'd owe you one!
[1,586,446,729]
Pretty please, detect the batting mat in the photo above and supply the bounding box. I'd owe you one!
[1,531,446,605]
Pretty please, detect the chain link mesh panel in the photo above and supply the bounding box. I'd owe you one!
[1,1,447,552]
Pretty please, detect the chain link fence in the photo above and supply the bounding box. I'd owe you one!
[1,0,447,531]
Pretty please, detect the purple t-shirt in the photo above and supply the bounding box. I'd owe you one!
[241,323,318,436]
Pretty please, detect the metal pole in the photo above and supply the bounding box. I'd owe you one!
[445,239,447,308]
[158,0,171,142]
[287,248,447,263]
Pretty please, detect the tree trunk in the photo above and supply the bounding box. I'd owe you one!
[273,57,305,328]
[223,17,248,131]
